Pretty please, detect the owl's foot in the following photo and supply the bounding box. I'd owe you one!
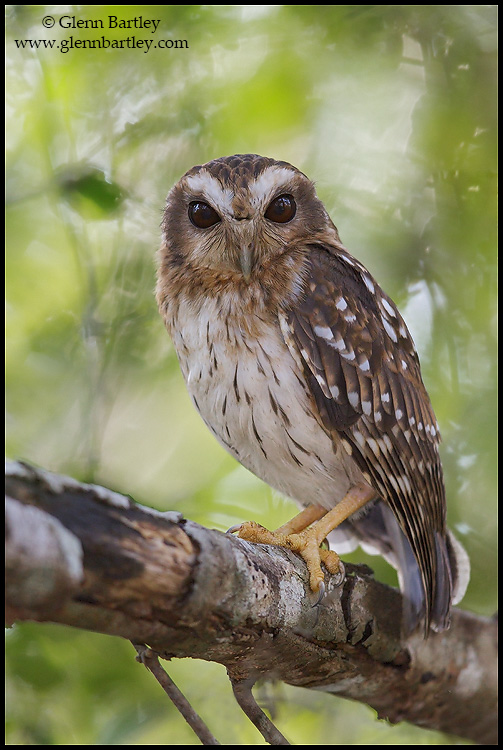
[228,483,375,594]
[228,519,343,593]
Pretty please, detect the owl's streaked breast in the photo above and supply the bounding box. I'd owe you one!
[169,290,363,509]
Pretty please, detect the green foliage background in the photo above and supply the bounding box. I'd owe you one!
[6,5,496,745]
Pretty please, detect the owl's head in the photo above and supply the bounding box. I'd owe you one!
[160,154,339,286]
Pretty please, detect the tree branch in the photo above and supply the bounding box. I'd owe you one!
[133,644,221,745]
[229,675,290,745]
[5,459,497,744]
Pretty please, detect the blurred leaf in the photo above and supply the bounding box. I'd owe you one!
[56,165,126,216]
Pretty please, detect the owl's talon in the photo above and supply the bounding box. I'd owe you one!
[333,560,346,587]
[226,524,243,534]
[312,580,326,606]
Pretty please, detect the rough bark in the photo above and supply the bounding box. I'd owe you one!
[5,459,498,744]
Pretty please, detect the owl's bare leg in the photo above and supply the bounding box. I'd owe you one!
[295,483,376,591]
[274,504,328,535]
[229,483,376,593]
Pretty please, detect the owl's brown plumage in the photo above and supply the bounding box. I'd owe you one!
[156,154,469,636]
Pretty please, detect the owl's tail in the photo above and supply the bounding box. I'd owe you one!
[330,503,470,635]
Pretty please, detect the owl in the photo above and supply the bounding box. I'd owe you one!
[156,154,469,636]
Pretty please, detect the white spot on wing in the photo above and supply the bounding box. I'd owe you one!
[377,438,388,453]
[381,298,396,317]
[328,335,346,351]
[315,373,328,390]
[340,349,356,361]
[381,316,398,343]
[358,357,370,372]
[336,297,348,311]
[367,438,379,455]
[388,475,400,494]
[397,475,412,495]
[314,325,333,340]
[352,430,365,448]
[348,391,360,408]
[362,274,375,294]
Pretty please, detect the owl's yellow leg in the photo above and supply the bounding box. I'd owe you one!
[274,504,328,535]
[230,483,376,593]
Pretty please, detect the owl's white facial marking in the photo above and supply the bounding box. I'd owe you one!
[248,166,297,209]
[185,172,234,217]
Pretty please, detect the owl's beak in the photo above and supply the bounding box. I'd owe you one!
[238,244,254,283]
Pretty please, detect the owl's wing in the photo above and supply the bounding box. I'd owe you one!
[279,243,452,631]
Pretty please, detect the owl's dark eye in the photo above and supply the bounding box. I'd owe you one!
[189,201,221,229]
[265,194,296,223]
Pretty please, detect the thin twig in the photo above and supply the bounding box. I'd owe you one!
[229,674,291,745]
[133,643,220,745]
